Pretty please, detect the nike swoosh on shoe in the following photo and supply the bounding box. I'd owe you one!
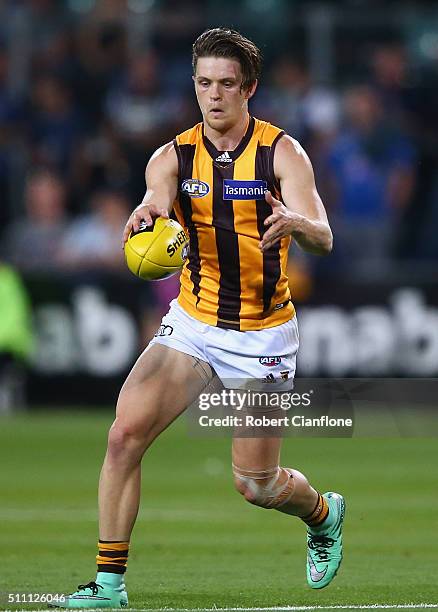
[307,554,328,582]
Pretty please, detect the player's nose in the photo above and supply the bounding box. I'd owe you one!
[209,83,221,100]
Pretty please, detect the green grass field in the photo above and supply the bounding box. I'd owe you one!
[0,410,437,611]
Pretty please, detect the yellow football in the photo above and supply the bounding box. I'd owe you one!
[124,217,189,281]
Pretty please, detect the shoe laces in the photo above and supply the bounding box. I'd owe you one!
[308,534,336,562]
[77,582,102,596]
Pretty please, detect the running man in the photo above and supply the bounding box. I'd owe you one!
[56,28,344,608]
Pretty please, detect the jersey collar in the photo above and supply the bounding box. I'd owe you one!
[202,116,255,165]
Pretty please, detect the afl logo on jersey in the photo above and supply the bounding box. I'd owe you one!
[181,179,210,198]
[259,356,282,366]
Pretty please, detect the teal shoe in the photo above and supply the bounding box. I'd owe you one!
[51,581,128,609]
[306,491,345,589]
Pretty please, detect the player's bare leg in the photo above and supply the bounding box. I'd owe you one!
[55,344,213,609]
[232,435,345,589]
[232,436,318,516]
[99,344,212,540]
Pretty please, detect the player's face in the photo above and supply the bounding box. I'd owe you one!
[194,57,257,132]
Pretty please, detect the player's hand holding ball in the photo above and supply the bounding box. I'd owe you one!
[123,205,189,281]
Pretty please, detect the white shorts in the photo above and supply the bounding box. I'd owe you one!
[149,299,299,390]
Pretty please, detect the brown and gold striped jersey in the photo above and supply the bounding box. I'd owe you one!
[172,116,295,331]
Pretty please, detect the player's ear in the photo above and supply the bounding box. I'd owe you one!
[245,79,258,100]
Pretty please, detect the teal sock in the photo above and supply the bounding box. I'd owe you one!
[96,572,124,588]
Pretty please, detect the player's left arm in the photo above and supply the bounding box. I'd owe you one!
[260,135,333,255]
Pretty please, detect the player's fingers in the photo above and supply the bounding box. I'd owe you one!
[260,235,281,252]
[264,213,279,226]
[146,204,170,220]
[260,222,285,249]
[265,190,274,204]
[122,206,167,246]
[266,215,289,236]
[131,213,141,233]
[259,235,273,251]
[264,211,283,225]
[123,220,131,239]
[265,190,282,208]
[122,223,131,244]
[260,230,273,245]
[133,210,152,232]
[259,238,271,251]
[123,215,139,244]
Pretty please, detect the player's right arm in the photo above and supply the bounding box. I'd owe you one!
[122,142,179,244]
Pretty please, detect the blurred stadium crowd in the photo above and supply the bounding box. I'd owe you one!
[2,0,438,409]
[1,0,438,277]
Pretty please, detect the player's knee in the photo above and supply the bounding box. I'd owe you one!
[232,465,295,509]
[233,475,256,503]
[106,422,133,456]
[106,420,148,463]
[114,387,158,443]
[233,473,276,506]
